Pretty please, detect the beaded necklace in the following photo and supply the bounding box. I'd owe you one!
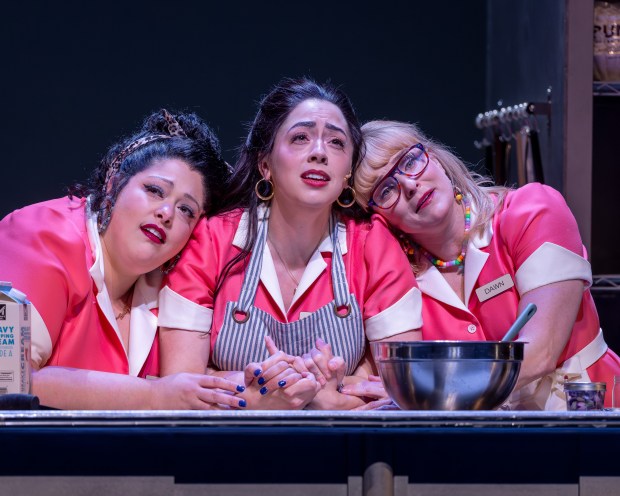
[418,195,471,269]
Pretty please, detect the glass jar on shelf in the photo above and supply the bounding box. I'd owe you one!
[594,1,620,81]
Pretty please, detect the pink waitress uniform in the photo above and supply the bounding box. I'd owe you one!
[0,196,160,377]
[417,183,620,409]
[159,206,422,371]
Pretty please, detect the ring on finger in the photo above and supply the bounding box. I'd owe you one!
[337,383,345,393]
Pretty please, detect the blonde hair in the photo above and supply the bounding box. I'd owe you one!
[355,120,510,238]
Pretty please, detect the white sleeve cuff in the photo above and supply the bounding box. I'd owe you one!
[30,303,52,370]
[364,287,423,341]
[157,286,213,333]
[515,241,592,295]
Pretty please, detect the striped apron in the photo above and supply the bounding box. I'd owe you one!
[212,214,365,375]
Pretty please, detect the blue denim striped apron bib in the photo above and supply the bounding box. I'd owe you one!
[212,214,365,375]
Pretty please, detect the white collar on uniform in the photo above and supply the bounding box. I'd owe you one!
[85,199,160,376]
[232,204,348,254]
[415,200,493,311]
[232,205,348,317]
[469,202,493,250]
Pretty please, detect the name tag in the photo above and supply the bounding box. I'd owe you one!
[475,274,514,302]
[300,312,312,320]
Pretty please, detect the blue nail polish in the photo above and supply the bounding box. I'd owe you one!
[257,377,265,385]
[278,380,286,387]
[236,385,245,392]
[260,386,268,395]
[239,399,247,408]
[253,369,262,377]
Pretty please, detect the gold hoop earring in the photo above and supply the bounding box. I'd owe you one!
[255,178,274,201]
[336,186,357,208]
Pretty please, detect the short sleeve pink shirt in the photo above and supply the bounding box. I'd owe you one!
[417,183,620,404]
[0,197,160,377]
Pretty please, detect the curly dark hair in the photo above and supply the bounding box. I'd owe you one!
[70,109,229,229]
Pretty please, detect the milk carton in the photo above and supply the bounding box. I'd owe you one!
[0,282,31,394]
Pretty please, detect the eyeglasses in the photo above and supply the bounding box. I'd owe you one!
[367,143,429,210]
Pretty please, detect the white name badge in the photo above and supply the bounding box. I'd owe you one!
[475,274,515,303]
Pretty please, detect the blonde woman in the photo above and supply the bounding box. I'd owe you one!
[354,119,620,410]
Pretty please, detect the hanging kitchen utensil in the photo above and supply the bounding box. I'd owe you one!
[474,100,550,187]
[494,112,515,187]
[527,116,545,183]
[492,129,506,185]
[474,114,495,178]
[515,125,528,187]
[502,136,512,186]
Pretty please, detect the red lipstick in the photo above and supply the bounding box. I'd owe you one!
[416,189,435,213]
[141,224,166,244]
[301,169,330,187]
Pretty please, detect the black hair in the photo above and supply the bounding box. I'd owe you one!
[215,77,364,293]
[69,109,229,227]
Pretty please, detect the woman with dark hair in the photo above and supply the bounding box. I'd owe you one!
[0,109,246,410]
[159,78,422,410]
[354,120,620,409]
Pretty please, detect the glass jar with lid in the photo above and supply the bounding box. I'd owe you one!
[594,1,620,81]
[564,382,606,411]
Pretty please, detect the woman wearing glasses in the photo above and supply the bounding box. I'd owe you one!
[159,79,422,410]
[353,119,620,409]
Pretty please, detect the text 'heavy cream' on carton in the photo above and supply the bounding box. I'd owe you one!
[0,281,31,394]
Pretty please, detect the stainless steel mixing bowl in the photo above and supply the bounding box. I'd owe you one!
[372,341,524,410]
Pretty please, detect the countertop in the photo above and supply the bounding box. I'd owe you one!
[1,409,619,495]
[2,408,620,427]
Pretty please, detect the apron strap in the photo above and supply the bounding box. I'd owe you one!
[329,214,352,316]
[233,214,268,319]
[233,210,352,321]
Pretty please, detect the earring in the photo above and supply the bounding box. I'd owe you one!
[399,233,416,256]
[97,196,114,233]
[255,178,275,201]
[454,186,463,204]
[162,253,182,274]
[336,186,357,208]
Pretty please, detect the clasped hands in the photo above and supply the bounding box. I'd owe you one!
[237,336,391,410]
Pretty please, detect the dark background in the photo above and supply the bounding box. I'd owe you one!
[2,0,487,218]
[3,1,620,367]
